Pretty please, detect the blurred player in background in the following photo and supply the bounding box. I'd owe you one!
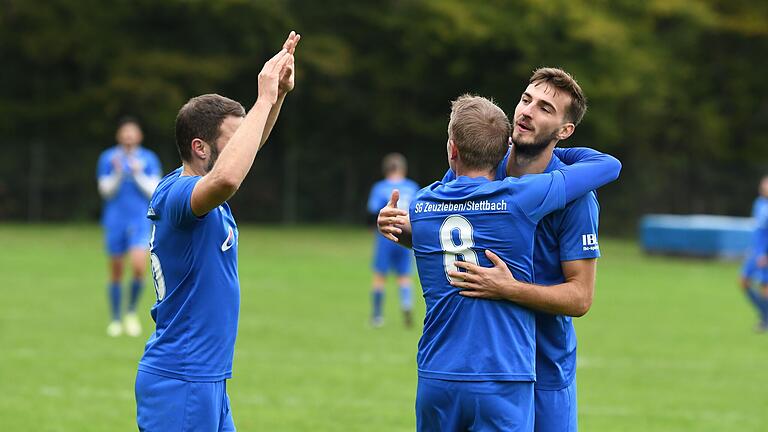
[740,175,768,332]
[97,117,162,337]
[381,94,620,430]
[134,31,299,432]
[366,153,419,327]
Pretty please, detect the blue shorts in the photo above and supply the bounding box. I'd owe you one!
[535,381,577,432]
[104,218,151,256]
[416,377,534,432]
[135,371,235,432]
[372,236,412,275]
[742,254,768,285]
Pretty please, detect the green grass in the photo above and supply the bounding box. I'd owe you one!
[0,224,766,431]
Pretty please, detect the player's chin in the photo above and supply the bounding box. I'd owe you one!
[512,132,534,145]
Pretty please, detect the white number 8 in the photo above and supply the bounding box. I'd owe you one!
[440,215,479,281]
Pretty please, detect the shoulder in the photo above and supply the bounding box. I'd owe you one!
[98,147,117,161]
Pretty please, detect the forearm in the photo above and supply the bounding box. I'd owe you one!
[560,148,621,202]
[209,99,273,194]
[134,173,160,198]
[504,279,592,317]
[98,173,122,199]
[260,92,286,149]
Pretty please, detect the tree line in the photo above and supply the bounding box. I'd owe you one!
[1,0,766,233]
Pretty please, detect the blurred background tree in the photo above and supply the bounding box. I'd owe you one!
[1,0,766,232]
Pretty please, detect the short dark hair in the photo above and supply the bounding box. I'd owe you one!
[529,68,587,125]
[117,116,140,130]
[448,94,511,171]
[382,153,407,175]
[175,94,246,162]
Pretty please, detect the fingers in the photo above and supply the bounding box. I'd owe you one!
[458,290,487,298]
[447,270,478,283]
[452,260,481,272]
[282,31,301,54]
[272,52,293,74]
[388,189,400,208]
[379,225,403,236]
[381,232,400,242]
[379,208,407,217]
[484,250,505,267]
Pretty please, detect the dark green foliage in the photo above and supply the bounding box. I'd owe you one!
[1,1,766,231]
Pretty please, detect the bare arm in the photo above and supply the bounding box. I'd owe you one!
[449,250,596,317]
[259,32,300,150]
[97,157,123,199]
[376,189,413,248]
[191,37,297,216]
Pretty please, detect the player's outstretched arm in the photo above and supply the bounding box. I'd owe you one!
[377,190,413,248]
[450,250,596,317]
[558,147,621,203]
[190,44,295,216]
[259,31,301,150]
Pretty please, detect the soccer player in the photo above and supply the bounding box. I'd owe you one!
[97,117,162,337]
[366,153,419,327]
[384,94,620,430]
[740,175,768,332]
[380,68,603,432]
[134,32,299,432]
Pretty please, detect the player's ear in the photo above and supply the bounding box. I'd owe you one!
[191,138,208,160]
[556,123,575,141]
[447,139,459,160]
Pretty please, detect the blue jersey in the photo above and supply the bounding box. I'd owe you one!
[750,197,768,255]
[443,148,603,389]
[413,149,620,382]
[96,146,162,226]
[367,177,420,215]
[138,167,240,382]
[531,154,600,390]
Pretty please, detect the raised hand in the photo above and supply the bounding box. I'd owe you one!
[278,31,300,94]
[377,189,410,242]
[450,250,515,300]
[258,46,294,106]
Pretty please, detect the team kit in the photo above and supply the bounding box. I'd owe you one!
[97,32,621,431]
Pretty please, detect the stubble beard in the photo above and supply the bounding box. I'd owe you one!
[205,144,220,174]
[512,127,558,159]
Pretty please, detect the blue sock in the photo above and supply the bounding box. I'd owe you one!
[746,289,768,324]
[399,284,412,311]
[372,290,384,320]
[109,282,121,321]
[128,278,143,313]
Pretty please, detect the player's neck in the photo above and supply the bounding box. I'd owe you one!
[181,161,207,177]
[454,166,495,181]
[119,143,138,154]
[386,174,405,182]
[507,141,556,177]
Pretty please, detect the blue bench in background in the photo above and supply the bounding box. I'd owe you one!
[639,214,755,259]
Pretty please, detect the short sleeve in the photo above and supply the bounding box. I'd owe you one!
[145,151,162,176]
[166,176,202,226]
[558,192,601,261]
[512,171,567,223]
[367,183,387,214]
[96,151,113,178]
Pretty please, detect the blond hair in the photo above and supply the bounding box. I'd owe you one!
[448,94,511,171]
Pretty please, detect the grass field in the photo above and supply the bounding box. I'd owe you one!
[1,224,766,431]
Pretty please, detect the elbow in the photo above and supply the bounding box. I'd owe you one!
[570,298,593,317]
[608,156,622,181]
[569,287,594,317]
[212,172,241,198]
